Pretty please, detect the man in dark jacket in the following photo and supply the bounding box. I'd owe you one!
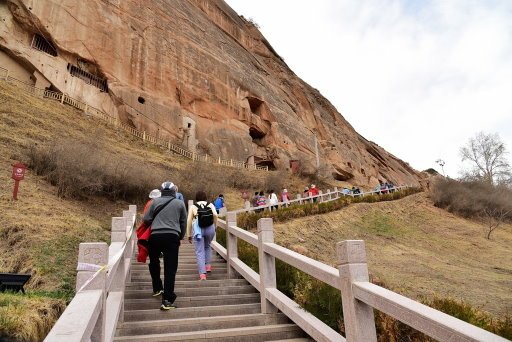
[143,181,187,310]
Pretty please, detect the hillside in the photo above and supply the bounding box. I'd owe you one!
[273,192,512,316]
[0,81,273,340]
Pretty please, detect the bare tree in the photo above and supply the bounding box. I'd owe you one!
[483,207,512,239]
[459,132,511,185]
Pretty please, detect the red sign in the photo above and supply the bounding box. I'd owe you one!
[11,163,27,200]
[11,163,27,181]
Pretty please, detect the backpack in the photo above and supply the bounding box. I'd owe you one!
[196,202,214,228]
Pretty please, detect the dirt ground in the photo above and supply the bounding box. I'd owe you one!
[273,192,512,316]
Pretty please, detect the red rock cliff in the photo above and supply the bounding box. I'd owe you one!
[0,0,423,186]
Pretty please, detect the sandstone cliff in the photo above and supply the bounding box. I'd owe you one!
[0,0,423,186]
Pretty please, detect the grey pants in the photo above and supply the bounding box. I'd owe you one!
[193,224,215,274]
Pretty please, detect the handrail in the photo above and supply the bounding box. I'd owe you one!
[353,282,507,342]
[231,185,412,215]
[211,213,508,342]
[44,205,137,342]
[0,70,267,172]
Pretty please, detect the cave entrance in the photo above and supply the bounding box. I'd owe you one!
[249,127,266,140]
[256,159,276,171]
[247,96,264,116]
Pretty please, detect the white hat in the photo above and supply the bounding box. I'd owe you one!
[283,189,288,192]
[149,189,161,199]
[161,181,175,190]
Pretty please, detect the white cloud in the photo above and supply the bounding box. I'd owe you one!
[226,0,512,177]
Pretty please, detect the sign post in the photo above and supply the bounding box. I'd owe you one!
[11,163,27,200]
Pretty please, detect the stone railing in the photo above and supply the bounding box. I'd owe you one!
[44,205,137,342]
[212,214,507,342]
[0,66,268,172]
[231,185,411,215]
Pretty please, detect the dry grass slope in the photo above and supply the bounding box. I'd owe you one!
[274,192,512,316]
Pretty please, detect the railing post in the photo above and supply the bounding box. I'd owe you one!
[76,242,108,342]
[60,93,65,104]
[337,240,377,342]
[230,159,233,166]
[297,194,302,205]
[334,187,339,199]
[226,212,238,279]
[326,189,331,201]
[4,69,9,80]
[318,190,323,203]
[112,217,127,244]
[142,131,146,141]
[257,218,278,314]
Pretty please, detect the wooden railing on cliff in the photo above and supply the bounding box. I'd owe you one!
[0,66,268,172]
[44,205,137,342]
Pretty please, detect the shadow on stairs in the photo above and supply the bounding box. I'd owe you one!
[115,245,312,341]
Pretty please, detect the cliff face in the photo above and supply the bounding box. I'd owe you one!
[0,0,423,186]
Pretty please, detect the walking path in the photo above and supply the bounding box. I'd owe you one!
[115,244,309,341]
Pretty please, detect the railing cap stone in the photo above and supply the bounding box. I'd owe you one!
[336,240,367,265]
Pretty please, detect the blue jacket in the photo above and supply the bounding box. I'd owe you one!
[214,197,224,210]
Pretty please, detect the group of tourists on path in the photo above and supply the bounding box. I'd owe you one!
[138,182,220,310]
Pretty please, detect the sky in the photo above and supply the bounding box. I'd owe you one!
[225,0,512,178]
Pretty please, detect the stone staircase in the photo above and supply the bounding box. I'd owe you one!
[114,244,310,341]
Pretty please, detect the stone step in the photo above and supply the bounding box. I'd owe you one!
[125,279,248,290]
[131,264,227,271]
[131,267,228,277]
[268,339,312,342]
[131,258,225,265]
[124,303,261,322]
[113,324,305,341]
[124,293,260,310]
[116,313,289,336]
[130,272,229,283]
[125,285,257,299]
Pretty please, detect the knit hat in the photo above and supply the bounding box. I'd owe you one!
[161,181,175,190]
[149,189,161,199]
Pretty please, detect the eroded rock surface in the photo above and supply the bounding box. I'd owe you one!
[0,0,423,186]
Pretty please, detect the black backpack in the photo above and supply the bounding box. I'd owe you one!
[196,202,214,228]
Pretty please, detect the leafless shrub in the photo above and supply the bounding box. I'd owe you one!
[431,178,512,238]
[24,138,166,202]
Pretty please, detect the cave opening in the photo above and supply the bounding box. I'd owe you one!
[257,160,276,171]
[249,127,266,140]
[138,96,145,104]
[247,96,264,116]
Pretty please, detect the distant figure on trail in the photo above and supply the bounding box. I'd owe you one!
[241,191,250,209]
[143,181,186,310]
[174,185,187,210]
[341,188,351,196]
[351,186,361,196]
[380,181,388,194]
[303,187,310,199]
[251,191,259,208]
[144,189,161,214]
[186,191,218,280]
[213,194,224,214]
[256,191,266,212]
[268,190,279,211]
[310,184,319,202]
[281,188,290,207]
